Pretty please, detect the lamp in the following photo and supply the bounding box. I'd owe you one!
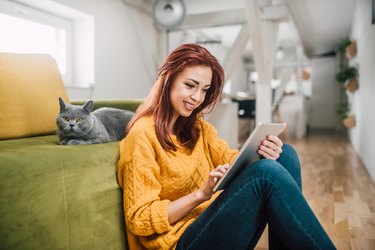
[152,0,186,30]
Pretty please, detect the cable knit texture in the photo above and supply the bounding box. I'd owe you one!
[117,116,238,250]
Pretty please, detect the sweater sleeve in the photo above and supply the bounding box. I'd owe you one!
[202,121,239,167]
[118,128,172,236]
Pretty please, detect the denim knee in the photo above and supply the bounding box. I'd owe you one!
[247,159,294,184]
[280,144,299,161]
[281,143,296,155]
[278,144,302,188]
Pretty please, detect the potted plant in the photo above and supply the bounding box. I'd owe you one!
[336,38,357,59]
[336,102,356,128]
[343,115,356,128]
[335,66,359,92]
[336,38,351,54]
[346,40,357,59]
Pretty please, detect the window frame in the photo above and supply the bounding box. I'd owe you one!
[0,0,73,84]
[0,0,94,88]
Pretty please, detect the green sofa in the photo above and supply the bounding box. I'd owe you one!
[0,52,144,249]
[0,99,142,250]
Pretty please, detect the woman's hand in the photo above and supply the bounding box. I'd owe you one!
[258,135,283,160]
[196,164,229,201]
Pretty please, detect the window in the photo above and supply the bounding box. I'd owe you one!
[0,0,72,84]
[0,0,94,87]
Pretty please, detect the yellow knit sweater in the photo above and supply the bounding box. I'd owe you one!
[117,116,238,250]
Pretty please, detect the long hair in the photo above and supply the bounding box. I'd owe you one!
[127,43,225,151]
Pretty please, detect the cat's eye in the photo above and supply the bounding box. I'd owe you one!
[63,116,69,122]
[76,117,84,123]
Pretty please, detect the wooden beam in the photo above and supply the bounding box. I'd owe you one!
[260,4,289,21]
[171,6,288,31]
[244,0,280,123]
[171,9,246,31]
[222,24,250,82]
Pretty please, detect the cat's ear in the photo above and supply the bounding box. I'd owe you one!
[83,100,94,113]
[59,97,66,111]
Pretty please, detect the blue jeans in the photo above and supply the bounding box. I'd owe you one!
[176,144,336,250]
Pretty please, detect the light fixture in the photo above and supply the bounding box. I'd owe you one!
[152,0,186,30]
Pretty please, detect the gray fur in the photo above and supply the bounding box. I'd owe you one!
[56,97,134,145]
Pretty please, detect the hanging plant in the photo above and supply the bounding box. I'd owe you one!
[335,67,357,83]
[346,78,359,92]
[336,38,352,54]
[343,115,356,128]
[336,102,349,121]
[345,40,357,59]
[336,102,356,128]
[335,67,358,92]
[336,38,357,59]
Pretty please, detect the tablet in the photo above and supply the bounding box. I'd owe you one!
[213,122,287,192]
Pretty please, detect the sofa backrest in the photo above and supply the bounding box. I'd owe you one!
[0,53,70,140]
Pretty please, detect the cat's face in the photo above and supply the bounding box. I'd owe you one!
[56,103,94,137]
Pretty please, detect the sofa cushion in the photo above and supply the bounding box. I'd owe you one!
[0,53,70,140]
[0,135,128,249]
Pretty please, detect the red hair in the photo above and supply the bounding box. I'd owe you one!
[127,43,225,151]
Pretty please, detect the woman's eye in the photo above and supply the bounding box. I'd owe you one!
[63,116,69,122]
[202,88,209,93]
[185,83,194,89]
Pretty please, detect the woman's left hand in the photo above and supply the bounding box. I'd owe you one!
[258,135,283,160]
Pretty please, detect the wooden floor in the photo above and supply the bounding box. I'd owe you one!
[255,131,375,249]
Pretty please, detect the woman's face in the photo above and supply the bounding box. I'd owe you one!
[169,65,212,121]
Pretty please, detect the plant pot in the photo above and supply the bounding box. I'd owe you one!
[342,115,356,128]
[345,78,359,92]
[346,41,357,59]
[302,69,310,80]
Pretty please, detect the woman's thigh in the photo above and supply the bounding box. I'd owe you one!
[176,160,297,250]
[176,156,334,249]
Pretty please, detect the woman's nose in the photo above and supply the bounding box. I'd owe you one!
[191,91,201,102]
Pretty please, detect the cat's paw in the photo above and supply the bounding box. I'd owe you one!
[59,139,68,145]
[67,139,85,145]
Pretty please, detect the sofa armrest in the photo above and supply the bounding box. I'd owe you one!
[71,99,143,112]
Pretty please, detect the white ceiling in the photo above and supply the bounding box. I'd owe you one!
[287,0,357,57]
[179,0,357,58]
[125,0,358,59]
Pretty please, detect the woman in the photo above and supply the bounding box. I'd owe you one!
[117,43,335,250]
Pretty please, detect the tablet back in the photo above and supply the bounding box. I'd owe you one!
[213,122,286,192]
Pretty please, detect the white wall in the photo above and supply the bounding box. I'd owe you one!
[53,0,158,100]
[349,0,375,181]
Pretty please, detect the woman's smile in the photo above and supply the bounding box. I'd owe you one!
[183,100,195,111]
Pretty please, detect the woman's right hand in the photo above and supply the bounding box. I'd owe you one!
[168,164,229,225]
[196,164,229,201]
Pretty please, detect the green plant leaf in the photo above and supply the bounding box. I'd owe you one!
[335,66,358,83]
[336,38,351,53]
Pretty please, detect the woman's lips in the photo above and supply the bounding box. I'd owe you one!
[184,101,195,111]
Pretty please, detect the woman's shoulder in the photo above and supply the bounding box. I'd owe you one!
[198,117,217,135]
[132,116,155,130]
[127,116,157,140]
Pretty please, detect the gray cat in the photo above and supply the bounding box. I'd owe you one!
[56,97,134,145]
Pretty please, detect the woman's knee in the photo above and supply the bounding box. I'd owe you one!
[252,159,300,187]
[279,144,300,167]
[278,144,302,188]
[249,159,290,179]
[281,144,297,158]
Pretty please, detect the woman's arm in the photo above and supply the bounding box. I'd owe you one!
[167,164,229,224]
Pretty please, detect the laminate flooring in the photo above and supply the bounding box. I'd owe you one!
[255,131,375,249]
